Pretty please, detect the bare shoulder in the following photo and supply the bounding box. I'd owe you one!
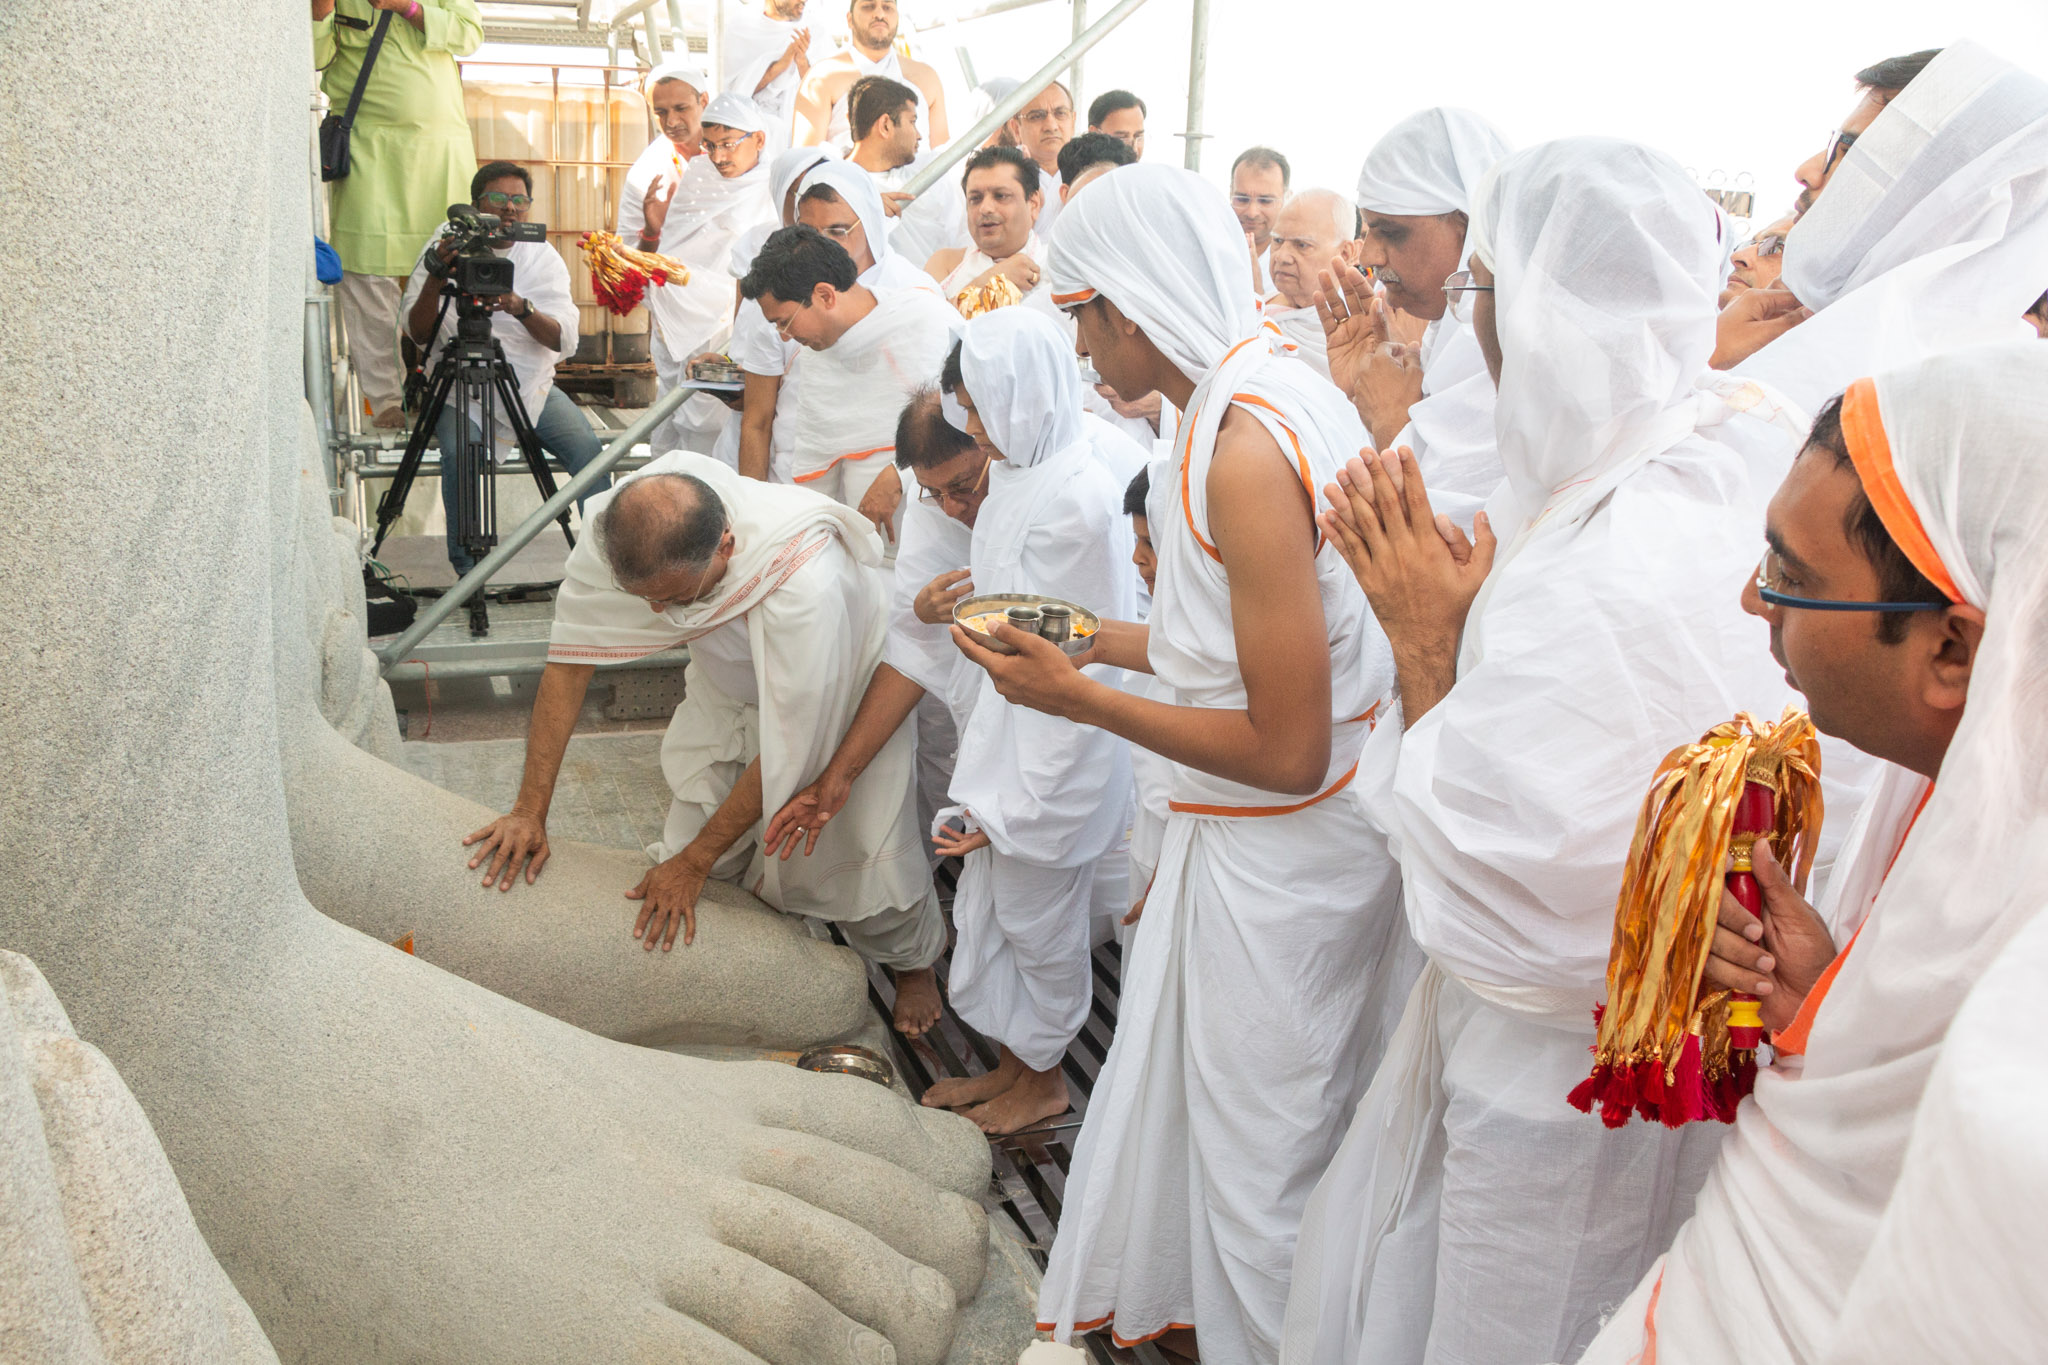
[924,246,965,280]
[800,57,855,100]
[900,56,945,93]
[1208,406,1311,530]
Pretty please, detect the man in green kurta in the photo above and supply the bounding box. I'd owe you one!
[314,0,482,427]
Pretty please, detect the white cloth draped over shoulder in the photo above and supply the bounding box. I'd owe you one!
[1283,139,1818,1365]
[938,309,1138,1070]
[545,452,935,933]
[722,4,812,131]
[1580,342,2048,1365]
[647,120,774,360]
[1264,302,1330,380]
[1356,106,1513,504]
[1040,164,1414,1365]
[1823,896,2048,1363]
[1742,41,2048,411]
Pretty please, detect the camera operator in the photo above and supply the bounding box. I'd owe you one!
[401,161,601,574]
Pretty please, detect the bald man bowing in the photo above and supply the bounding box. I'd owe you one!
[464,453,947,1035]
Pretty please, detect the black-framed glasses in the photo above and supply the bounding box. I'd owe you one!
[1822,127,1859,174]
[479,191,532,209]
[1442,268,1493,324]
[1754,551,1947,613]
[917,454,991,505]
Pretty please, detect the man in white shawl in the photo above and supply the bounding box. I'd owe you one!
[617,59,708,247]
[464,452,948,1033]
[1281,139,1813,1365]
[1318,107,1511,505]
[721,145,838,479]
[645,93,775,455]
[1263,189,1360,382]
[721,0,813,137]
[890,309,1142,1136]
[1577,344,2035,1365]
[1729,41,2048,411]
[740,222,961,539]
[956,163,1415,1364]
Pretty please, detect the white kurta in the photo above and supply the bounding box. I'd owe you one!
[885,496,975,859]
[937,310,1139,1071]
[616,135,692,243]
[1041,165,1418,1365]
[721,3,812,133]
[647,157,774,454]
[546,452,941,966]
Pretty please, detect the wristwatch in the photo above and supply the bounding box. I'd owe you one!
[514,297,535,320]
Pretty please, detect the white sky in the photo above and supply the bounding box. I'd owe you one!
[476,0,2047,232]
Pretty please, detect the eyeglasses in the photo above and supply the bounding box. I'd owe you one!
[1750,231,1787,258]
[917,454,992,505]
[1753,550,1948,613]
[1822,127,1859,174]
[1230,193,1281,211]
[640,553,724,612]
[478,191,532,209]
[1441,268,1493,324]
[818,222,859,239]
[1019,107,1073,124]
[703,134,755,154]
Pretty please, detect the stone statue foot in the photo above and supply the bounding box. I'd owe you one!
[185,911,993,1364]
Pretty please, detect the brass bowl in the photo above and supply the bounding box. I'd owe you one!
[953,593,1101,657]
[795,1044,894,1088]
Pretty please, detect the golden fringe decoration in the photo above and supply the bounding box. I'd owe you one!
[1568,707,1823,1128]
[578,231,690,316]
[955,272,1025,319]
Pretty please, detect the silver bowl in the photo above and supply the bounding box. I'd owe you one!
[795,1044,895,1088]
[688,357,743,384]
[953,593,1102,656]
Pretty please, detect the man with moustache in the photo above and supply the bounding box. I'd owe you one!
[923,147,1047,308]
[1263,188,1361,382]
[1005,81,1075,237]
[794,0,949,151]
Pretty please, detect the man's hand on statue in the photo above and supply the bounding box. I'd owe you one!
[642,175,680,239]
[857,466,902,543]
[626,850,711,952]
[462,810,552,891]
[763,770,853,860]
[1702,839,1837,1034]
[1320,447,1495,645]
[951,620,1089,717]
[931,819,991,859]
[914,568,974,625]
[1710,286,1811,370]
[880,191,913,218]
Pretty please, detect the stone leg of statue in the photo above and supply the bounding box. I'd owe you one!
[0,5,1008,1360]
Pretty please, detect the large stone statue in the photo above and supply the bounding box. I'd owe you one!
[0,4,1018,1361]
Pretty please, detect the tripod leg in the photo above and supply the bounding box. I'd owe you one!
[495,358,576,550]
[372,361,457,556]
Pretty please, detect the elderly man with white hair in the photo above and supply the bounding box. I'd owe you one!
[960,163,1414,1365]
[644,92,776,455]
[1281,137,1818,1365]
[1318,107,1511,504]
[462,452,949,1034]
[1262,188,1359,381]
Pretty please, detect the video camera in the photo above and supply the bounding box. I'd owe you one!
[438,203,547,297]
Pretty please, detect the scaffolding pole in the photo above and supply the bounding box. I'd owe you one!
[1181,0,1211,171]
[1068,0,1086,114]
[898,0,1150,202]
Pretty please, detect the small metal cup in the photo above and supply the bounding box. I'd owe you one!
[1005,605,1043,632]
[1037,603,1073,644]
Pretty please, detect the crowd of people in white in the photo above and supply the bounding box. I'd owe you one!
[455,15,2048,1364]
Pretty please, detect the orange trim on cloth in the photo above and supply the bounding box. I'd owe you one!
[1840,378,1963,604]
[793,444,893,484]
[1050,286,1097,306]
[1635,1270,1665,1365]
[1170,760,1359,817]
[1034,1315,1197,1347]
[1175,340,1315,563]
[1773,784,1935,1057]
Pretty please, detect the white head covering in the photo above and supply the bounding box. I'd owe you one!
[1355,106,1512,219]
[1047,162,1257,383]
[1578,341,2048,1365]
[796,157,935,291]
[1470,137,1759,538]
[700,91,769,134]
[1746,41,2048,408]
[644,58,710,97]
[726,145,837,276]
[956,307,1083,468]
[967,77,1022,131]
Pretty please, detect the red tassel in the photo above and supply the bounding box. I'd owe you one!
[1662,1033,1708,1128]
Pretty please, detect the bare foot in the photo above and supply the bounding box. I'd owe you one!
[965,1063,1070,1136]
[371,405,407,429]
[922,1050,1019,1110]
[892,965,943,1037]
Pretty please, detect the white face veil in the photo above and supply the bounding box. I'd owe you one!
[956,307,1084,468]
[1469,137,1733,537]
[1046,162,1257,384]
[1746,41,2048,408]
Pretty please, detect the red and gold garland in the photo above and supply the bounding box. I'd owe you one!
[578,231,690,316]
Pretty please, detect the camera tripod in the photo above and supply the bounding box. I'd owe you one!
[372,291,575,636]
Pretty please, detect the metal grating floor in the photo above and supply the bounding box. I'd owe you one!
[842,884,1173,1365]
